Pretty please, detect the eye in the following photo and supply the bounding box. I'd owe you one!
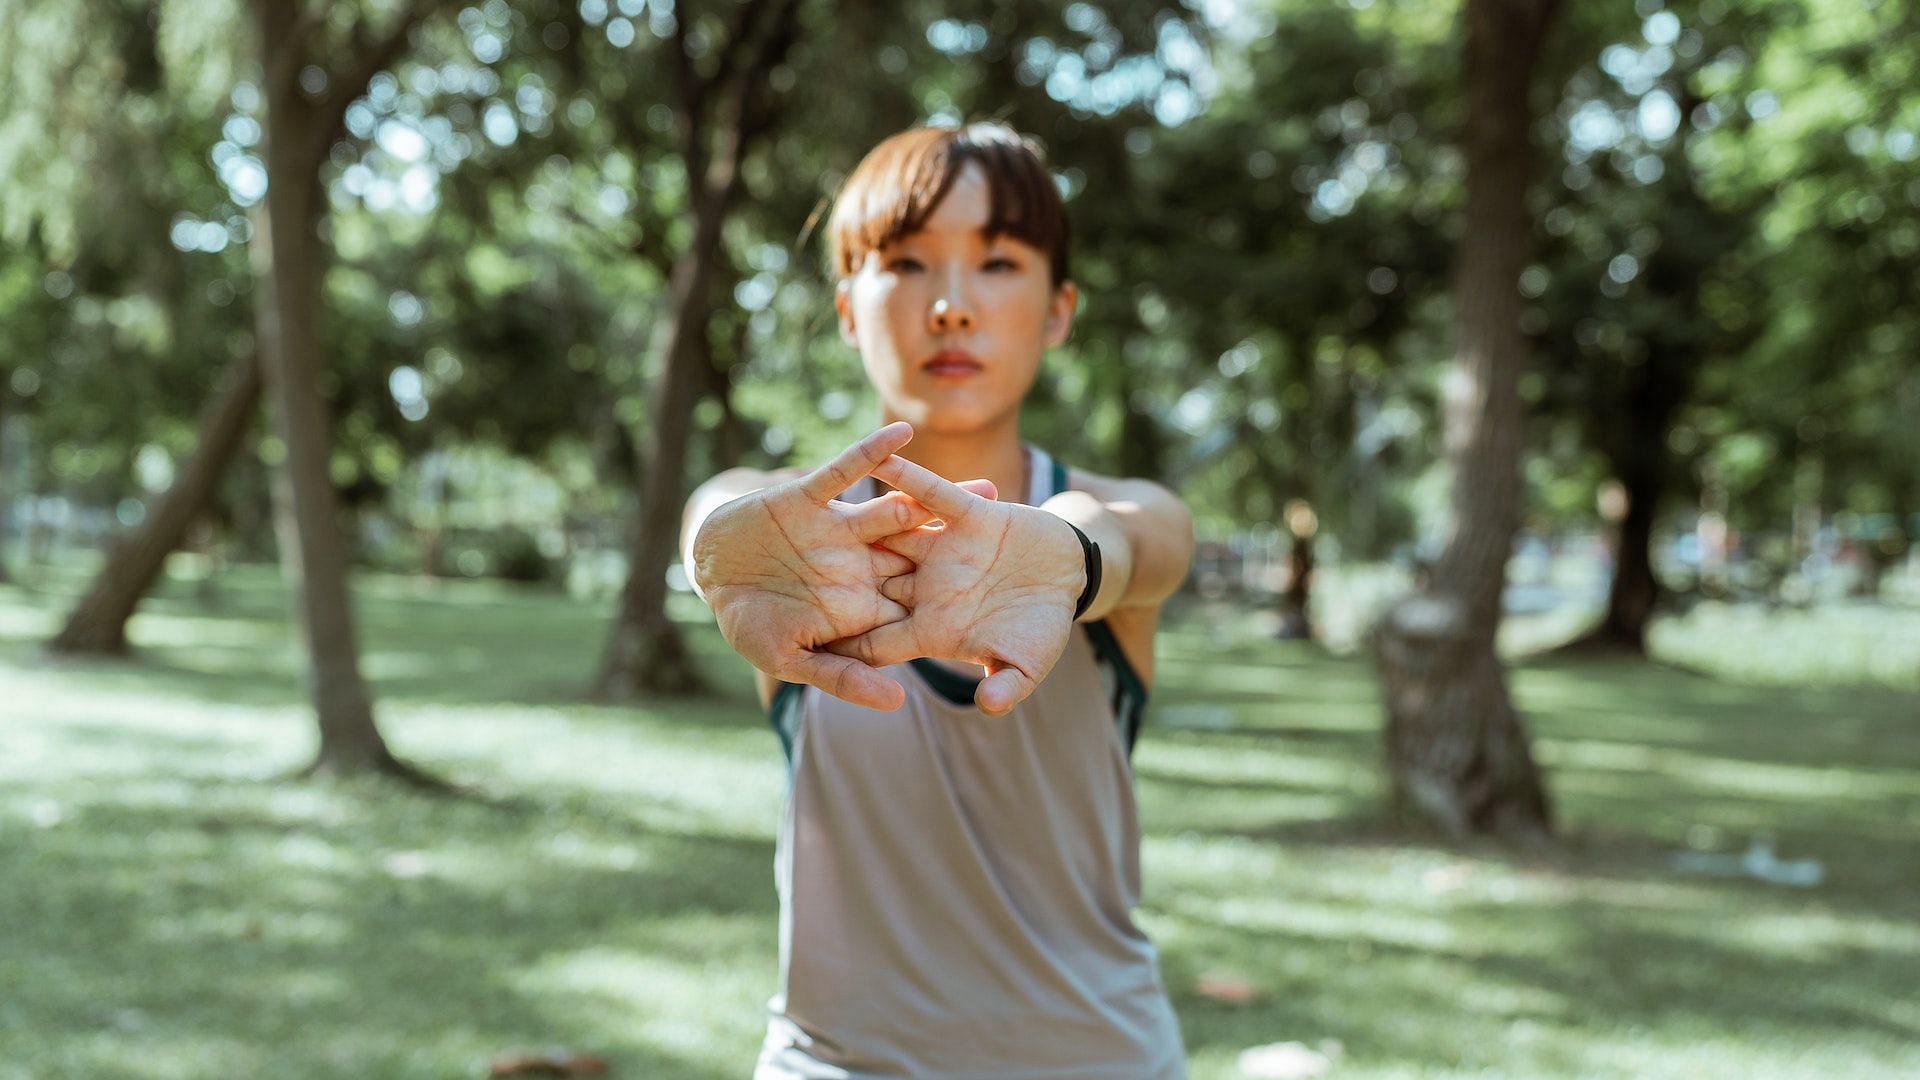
[983,256,1018,272]
[887,256,925,274]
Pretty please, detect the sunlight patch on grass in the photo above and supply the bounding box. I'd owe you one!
[516,938,768,1069]
[1138,739,1370,791]
[126,611,294,650]
[1706,910,1920,959]
[0,602,58,638]
[1537,739,1918,800]
[1650,602,1920,690]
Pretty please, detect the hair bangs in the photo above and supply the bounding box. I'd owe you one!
[828,123,1071,285]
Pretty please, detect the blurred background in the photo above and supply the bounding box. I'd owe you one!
[2,0,1916,1077]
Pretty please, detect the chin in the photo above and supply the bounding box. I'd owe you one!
[890,395,1013,436]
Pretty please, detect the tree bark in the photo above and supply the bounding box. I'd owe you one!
[251,0,429,780]
[1371,0,1558,840]
[707,292,750,472]
[1572,351,1683,655]
[592,0,800,701]
[0,398,12,585]
[48,354,261,655]
[593,211,728,700]
[1564,86,1718,655]
[1114,358,1166,483]
[1278,533,1314,641]
[1596,464,1661,651]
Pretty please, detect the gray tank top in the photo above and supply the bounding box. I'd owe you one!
[753,447,1187,1079]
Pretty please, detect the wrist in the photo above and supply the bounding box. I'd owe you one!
[1064,521,1102,621]
[1039,492,1130,621]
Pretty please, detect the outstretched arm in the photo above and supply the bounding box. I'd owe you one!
[1039,477,1194,623]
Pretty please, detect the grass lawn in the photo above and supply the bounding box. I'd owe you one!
[3,559,1917,1079]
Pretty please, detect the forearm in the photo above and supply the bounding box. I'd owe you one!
[1041,484,1193,621]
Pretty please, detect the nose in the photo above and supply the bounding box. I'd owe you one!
[927,295,976,335]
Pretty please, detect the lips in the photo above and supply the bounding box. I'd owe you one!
[923,349,983,377]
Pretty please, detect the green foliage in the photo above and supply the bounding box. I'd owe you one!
[3,0,1914,571]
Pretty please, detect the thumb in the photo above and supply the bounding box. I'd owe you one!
[975,664,1036,716]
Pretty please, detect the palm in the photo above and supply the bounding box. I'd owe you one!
[705,491,905,639]
[693,423,941,710]
[831,457,1084,715]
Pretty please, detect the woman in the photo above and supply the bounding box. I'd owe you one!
[680,122,1194,1078]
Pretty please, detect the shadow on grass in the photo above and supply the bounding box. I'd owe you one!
[3,769,775,1079]
[1163,894,1918,1073]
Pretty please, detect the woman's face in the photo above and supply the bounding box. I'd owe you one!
[836,162,1077,436]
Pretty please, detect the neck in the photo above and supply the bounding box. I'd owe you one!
[878,409,1029,504]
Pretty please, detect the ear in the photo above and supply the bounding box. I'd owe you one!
[1042,280,1078,348]
[835,279,858,347]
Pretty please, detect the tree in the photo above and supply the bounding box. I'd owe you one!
[1534,26,1757,653]
[1371,0,1561,839]
[590,0,803,701]
[1,0,267,651]
[244,0,448,779]
[50,355,260,653]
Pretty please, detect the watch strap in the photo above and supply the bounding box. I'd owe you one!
[1066,522,1102,621]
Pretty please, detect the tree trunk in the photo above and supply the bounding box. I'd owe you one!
[707,299,749,471]
[591,0,799,701]
[592,212,726,701]
[1596,466,1660,651]
[1114,359,1166,482]
[48,354,261,655]
[1572,357,1681,655]
[252,4,411,779]
[1564,97,1716,655]
[0,399,12,585]
[1278,533,1314,641]
[1371,0,1558,840]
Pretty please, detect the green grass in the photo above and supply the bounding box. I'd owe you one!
[3,558,1917,1079]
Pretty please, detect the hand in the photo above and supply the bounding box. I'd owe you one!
[692,423,943,711]
[827,455,1087,716]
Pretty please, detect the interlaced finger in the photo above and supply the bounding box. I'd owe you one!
[879,573,916,608]
[797,422,913,503]
[781,650,906,712]
[874,525,941,564]
[824,620,921,670]
[869,545,914,578]
[842,490,940,544]
[869,456,986,521]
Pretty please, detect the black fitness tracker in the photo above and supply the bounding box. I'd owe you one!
[1066,522,1103,621]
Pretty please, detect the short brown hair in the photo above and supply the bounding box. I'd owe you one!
[827,122,1071,285]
